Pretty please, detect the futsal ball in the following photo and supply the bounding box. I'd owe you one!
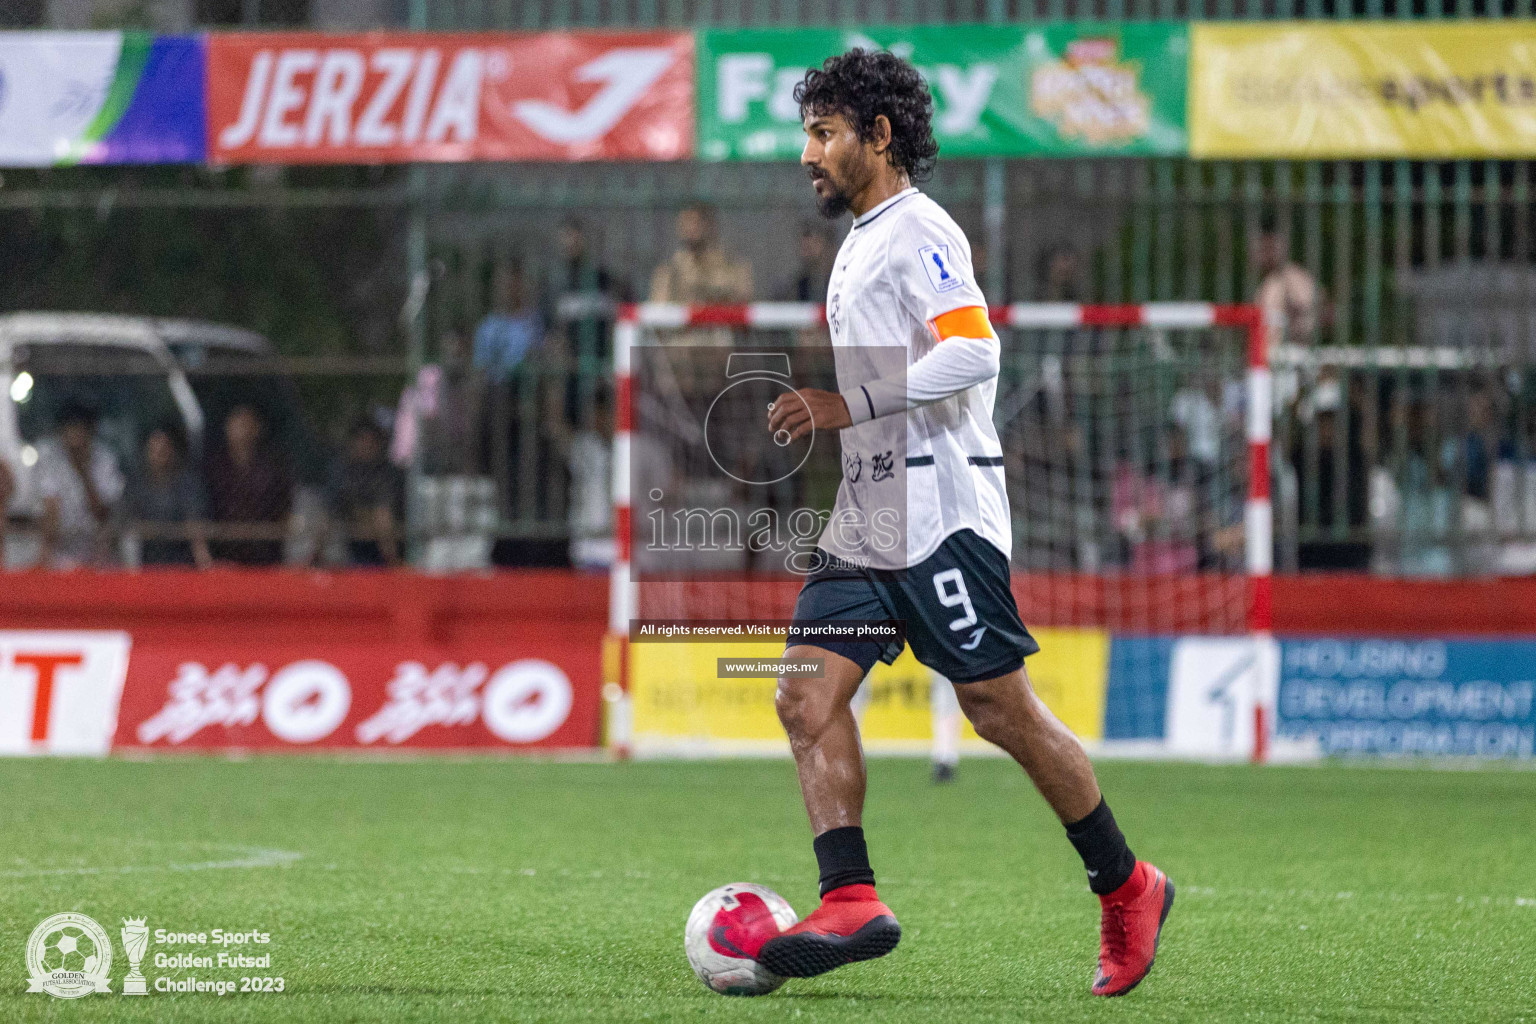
[684,883,798,996]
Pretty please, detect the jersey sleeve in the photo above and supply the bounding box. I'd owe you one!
[840,205,1000,426]
[887,206,989,331]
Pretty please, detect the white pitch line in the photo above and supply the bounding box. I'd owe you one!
[168,848,303,872]
[1106,882,1536,908]
[869,876,1536,909]
[2,846,301,879]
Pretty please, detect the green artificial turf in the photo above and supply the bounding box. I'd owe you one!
[2,756,1533,1022]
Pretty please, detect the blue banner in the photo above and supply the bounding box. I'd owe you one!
[1102,634,1536,758]
[1277,639,1536,758]
[1103,636,1173,741]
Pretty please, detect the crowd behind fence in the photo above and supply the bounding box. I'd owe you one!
[6,198,1536,577]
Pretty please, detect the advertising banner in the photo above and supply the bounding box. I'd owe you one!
[115,642,602,751]
[1106,634,1536,758]
[1277,639,1536,757]
[0,32,205,167]
[697,24,1187,161]
[1165,636,1279,759]
[207,30,693,164]
[1106,635,1280,758]
[1191,21,1536,158]
[629,627,1108,753]
[0,631,132,756]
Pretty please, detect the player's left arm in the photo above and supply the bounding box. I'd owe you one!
[768,216,997,440]
[843,221,997,427]
[767,305,997,439]
[858,306,998,419]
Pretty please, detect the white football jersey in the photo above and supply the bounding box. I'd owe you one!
[818,187,1012,570]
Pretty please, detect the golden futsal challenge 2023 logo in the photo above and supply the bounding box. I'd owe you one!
[24,913,121,999]
[24,913,278,998]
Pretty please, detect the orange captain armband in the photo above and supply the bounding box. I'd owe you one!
[928,305,996,342]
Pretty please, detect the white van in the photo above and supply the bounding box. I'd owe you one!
[0,312,318,568]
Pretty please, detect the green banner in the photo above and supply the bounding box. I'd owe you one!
[698,24,1188,161]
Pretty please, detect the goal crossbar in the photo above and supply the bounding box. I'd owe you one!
[614,301,1260,334]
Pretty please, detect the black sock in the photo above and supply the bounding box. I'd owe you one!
[1064,798,1136,895]
[813,826,876,896]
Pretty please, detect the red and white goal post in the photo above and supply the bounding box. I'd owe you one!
[605,302,1272,761]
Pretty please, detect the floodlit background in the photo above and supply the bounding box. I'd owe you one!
[1,7,1535,1021]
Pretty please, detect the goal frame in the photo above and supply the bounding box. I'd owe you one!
[605,302,1272,761]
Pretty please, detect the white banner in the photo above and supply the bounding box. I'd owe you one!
[0,631,131,755]
[1166,636,1279,759]
[0,32,122,166]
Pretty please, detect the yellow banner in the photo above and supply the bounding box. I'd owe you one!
[1190,22,1536,158]
[629,628,1109,752]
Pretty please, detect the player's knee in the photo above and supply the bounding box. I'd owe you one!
[774,683,828,741]
[956,684,1020,746]
[962,697,1010,746]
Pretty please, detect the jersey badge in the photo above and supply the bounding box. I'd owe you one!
[918,244,964,293]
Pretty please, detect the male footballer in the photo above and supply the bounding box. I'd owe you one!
[729,49,1175,997]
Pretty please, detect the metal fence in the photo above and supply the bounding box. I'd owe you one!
[4,3,1536,574]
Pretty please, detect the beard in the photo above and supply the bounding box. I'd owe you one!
[811,173,852,219]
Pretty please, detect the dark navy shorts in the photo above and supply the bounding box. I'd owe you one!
[787,529,1040,684]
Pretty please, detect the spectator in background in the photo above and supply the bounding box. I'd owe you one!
[125,424,212,569]
[1391,394,1455,577]
[1112,424,1205,574]
[0,458,12,567]
[495,368,574,568]
[649,203,753,305]
[778,223,835,303]
[554,218,618,293]
[419,327,487,476]
[1003,389,1092,570]
[547,218,626,429]
[548,218,623,335]
[1171,371,1245,471]
[1291,379,1371,570]
[36,400,124,569]
[1450,383,1505,574]
[206,404,292,566]
[1037,243,1083,302]
[1494,411,1536,574]
[330,420,403,568]
[475,260,544,383]
[1252,212,1323,342]
[567,385,614,571]
[1458,384,1501,505]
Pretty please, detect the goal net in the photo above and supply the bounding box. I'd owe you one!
[608,302,1270,758]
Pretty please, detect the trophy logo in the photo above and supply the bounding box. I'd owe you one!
[120,918,149,995]
[25,912,113,998]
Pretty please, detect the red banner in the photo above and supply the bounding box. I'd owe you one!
[207,31,693,164]
[114,641,602,750]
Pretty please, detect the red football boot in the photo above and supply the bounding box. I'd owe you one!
[1091,861,1175,997]
[756,884,901,978]
[1093,859,1173,994]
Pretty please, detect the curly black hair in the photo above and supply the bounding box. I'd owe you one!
[794,48,939,183]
